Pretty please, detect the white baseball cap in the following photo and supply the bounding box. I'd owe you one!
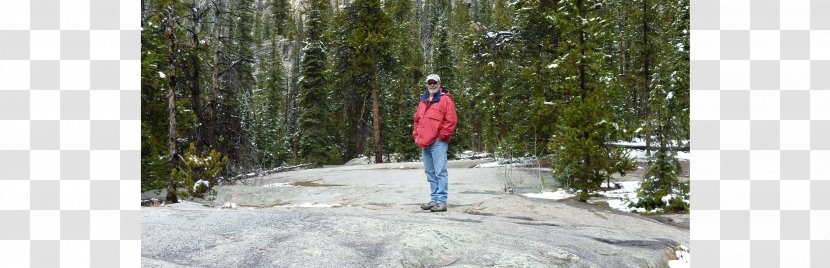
[425,74,440,83]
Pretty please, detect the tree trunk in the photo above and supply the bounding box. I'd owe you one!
[642,0,652,157]
[290,25,301,163]
[190,55,203,145]
[578,0,586,98]
[355,99,368,156]
[578,0,590,201]
[165,5,179,203]
[187,1,205,147]
[209,1,221,148]
[371,48,383,163]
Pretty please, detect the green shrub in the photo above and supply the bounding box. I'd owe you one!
[171,143,229,198]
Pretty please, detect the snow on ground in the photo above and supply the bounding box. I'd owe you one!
[469,139,690,168]
[521,181,642,210]
[668,245,690,268]
[610,138,688,148]
[624,148,689,161]
[473,157,534,168]
[625,149,648,160]
[344,155,374,165]
[522,189,574,200]
[523,180,689,214]
[344,154,409,165]
[610,139,648,147]
[455,150,492,160]
[601,181,650,213]
[521,182,692,267]
[611,139,690,161]
[262,182,292,187]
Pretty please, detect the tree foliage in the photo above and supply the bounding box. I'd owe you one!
[142,0,689,209]
[170,143,229,198]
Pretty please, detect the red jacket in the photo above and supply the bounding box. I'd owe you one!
[413,89,457,148]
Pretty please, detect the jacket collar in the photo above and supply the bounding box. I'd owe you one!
[421,87,445,103]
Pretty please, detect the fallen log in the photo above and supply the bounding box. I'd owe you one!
[221,164,312,184]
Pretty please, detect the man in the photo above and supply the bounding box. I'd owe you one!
[412,74,457,212]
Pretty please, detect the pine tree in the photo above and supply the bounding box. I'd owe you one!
[287,14,304,163]
[549,0,634,201]
[328,8,362,162]
[269,0,291,37]
[605,0,640,138]
[473,0,516,157]
[382,0,424,161]
[164,1,181,203]
[344,0,393,163]
[472,0,493,27]
[433,20,455,89]
[249,0,292,168]
[453,1,486,152]
[632,0,690,212]
[430,17,466,158]
[297,0,333,167]
[229,0,258,169]
[610,0,663,151]
[138,0,691,206]
[142,0,179,192]
[512,0,559,155]
[177,0,210,149]
[206,0,223,151]
[441,1,476,155]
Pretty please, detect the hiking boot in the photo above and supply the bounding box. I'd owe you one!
[421,201,438,210]
[430,203,447,212]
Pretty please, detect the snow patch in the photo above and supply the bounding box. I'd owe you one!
[526,180,686,214]
[455,150,492,160]
[668,245,690,268]
[610,139,688,148]
[345,155,372,165]
[474,157,533,168]
[600,181,645,213]
[193,180,210,191]
[610,138,647,147]
[263,182,292,188]
[523,189,575,200]
[625,149,649,160]
[610,139,690,161]
[624,149,689,161]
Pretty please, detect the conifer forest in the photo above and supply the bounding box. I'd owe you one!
[142,0,689,208]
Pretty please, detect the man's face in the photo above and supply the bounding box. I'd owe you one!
[427,80,440,94]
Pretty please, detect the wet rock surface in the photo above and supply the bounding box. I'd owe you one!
[142,162,688,267]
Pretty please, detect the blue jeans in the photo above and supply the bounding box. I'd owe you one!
[422,139,448,204]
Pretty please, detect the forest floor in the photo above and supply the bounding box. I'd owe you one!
[142,158,690,267]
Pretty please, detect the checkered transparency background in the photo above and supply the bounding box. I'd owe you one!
[0,0,141,267]
[0,0,826,268]
[690,0,830,267]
